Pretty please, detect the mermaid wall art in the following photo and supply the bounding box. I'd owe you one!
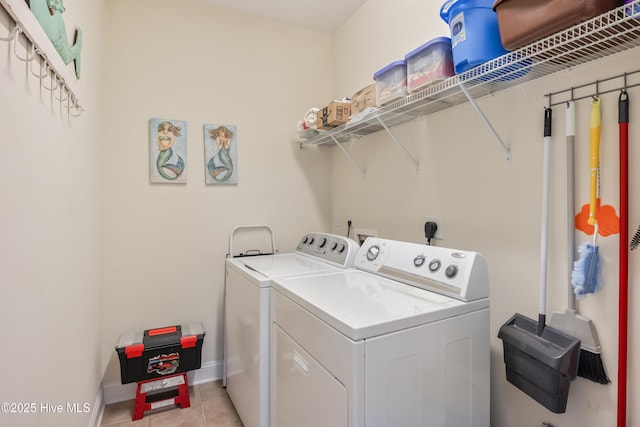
[204,124,237,185]
[149,118,187,183]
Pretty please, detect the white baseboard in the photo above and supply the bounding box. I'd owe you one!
[88,386,105,427]
[102,360,222,405]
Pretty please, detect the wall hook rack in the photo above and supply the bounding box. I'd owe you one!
[545,68,640,107]
[0,0,83,120]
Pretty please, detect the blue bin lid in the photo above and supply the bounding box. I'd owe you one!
[373,60,407,80]
[405,37,452,61]
[440,0,495,23]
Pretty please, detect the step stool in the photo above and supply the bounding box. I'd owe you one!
[132,372,190,420]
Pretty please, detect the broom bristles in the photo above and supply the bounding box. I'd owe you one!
[577,348,610,384]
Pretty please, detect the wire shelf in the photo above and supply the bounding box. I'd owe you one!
[300,1,640,147]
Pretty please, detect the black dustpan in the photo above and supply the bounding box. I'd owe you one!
[498,108,580,413]
[498,314,580,413]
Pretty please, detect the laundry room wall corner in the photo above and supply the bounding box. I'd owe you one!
[100,0,333,386]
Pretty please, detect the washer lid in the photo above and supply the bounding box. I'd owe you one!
[235,253,342,280]
[272,269,489,340]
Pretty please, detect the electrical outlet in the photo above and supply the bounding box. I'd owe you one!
[425,216,443,240]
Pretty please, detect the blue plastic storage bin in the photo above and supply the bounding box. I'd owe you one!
[405,37,454,93]
[440,0,508,74]
[373,60,408,106]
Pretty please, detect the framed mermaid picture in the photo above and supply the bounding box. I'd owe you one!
[204,124,238,185]
[150,118,187,183]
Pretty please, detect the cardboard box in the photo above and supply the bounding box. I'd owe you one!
[350,84,376,114]
[317,101,351,129]
[116,323,205,384]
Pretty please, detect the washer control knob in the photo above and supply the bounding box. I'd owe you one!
[319,237,327,248]
[331,242,338,251]
[308,237,315,245]
[414,255,426,267]
[429,259,441,272]
[366,245,380,261]
[445,265,458,278]
[338,244,346,253]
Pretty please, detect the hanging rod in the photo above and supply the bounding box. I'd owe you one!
[0,0,82,119]
[545,69,640,107]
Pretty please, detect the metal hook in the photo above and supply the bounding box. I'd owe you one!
[41,69,59,91]
[54,82,69,102]
[12,28,35,63]
[0,24,18,42]
[69,98,82,117]
[69,102,83,118]
[30,52,49,79]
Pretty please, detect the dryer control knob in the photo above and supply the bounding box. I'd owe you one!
[366,245,380,261]
[414,255,426,267]
[429,259,441,272]
[445,265,458,278]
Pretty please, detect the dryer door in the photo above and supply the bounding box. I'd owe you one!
[273,325,348,427]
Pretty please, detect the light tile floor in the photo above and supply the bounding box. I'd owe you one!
[100,380,243,427]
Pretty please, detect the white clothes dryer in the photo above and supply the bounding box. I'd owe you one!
[271,237,490,427]
[224,231,359,427]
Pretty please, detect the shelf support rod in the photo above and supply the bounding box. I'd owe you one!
[331,135,366,178]
[375,116,420,172]
[459,83,511,161]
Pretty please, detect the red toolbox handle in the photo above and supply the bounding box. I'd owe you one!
[125,343,144,359]
[148,326,177,336]
[180,336,197,349]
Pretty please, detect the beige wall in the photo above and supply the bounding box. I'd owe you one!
[100,0,334,383]
[3,0,637,425]
[0,0,104,426]
[331,1,639,426]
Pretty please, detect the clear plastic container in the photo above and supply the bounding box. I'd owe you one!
[405,37,454,93]
[373,60,408,106]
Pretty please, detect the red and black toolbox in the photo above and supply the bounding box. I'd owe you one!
[115,323,205,384]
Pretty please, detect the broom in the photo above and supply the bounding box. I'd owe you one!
[551,100,610,384]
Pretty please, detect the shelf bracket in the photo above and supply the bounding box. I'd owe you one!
[376,116,420,172]
[331,135,366,178]
[459,83,511,161]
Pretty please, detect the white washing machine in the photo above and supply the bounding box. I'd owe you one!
[271,237,490,427]
[224,232,360,427]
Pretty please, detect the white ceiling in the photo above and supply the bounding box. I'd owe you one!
[206,0,368,33]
